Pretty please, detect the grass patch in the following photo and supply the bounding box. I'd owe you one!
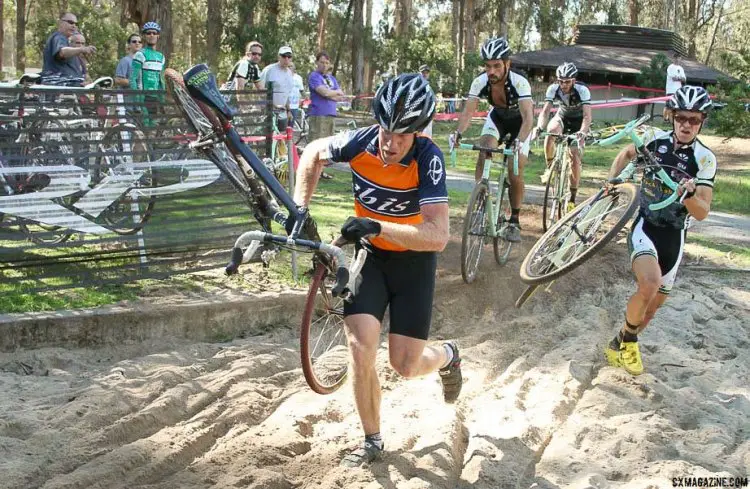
[687,234,750,267]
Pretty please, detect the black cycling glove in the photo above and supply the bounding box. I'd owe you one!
[340,216,381,241]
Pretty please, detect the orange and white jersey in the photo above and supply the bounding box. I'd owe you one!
[324,125,448,251]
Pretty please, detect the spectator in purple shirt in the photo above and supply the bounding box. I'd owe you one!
[307,51,346,179]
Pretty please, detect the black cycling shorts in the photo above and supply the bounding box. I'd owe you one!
[343,246,437,340]
[553,114,583,134]
[487,108,523,142]
[628,215,686,294]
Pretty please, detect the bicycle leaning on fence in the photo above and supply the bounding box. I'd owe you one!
[450,135,519,284]
[515,114,692,307]
[164,63,365,395]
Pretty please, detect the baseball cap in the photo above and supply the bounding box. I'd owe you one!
[278,46,293,56]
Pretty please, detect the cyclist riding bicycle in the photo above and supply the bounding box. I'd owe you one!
[533,62,592,209]
[451,36,534,242]
[293,73,463,467]
[605,86,717,376]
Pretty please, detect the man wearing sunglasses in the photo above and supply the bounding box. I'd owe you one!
[41,12,96,86]
[533,62,592,210]
[605,86,717,376]
[115,34,142,88]
[222,41,263,92]
[259,46,297,131]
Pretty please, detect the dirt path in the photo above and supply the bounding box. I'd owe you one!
[1,210,748,489]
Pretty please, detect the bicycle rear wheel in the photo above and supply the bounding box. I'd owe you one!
[461,181,489,284]
[300,259,349,394]
[493,177,513,265]
[520,182,638,285]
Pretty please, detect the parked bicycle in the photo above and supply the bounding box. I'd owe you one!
[516,114,690,306]
[450,135,519,284]
[165,64,365,394]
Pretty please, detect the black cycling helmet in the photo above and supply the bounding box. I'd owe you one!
[372,73,436,133]
[481,37,511,61]
[666,85,712,113]
[556,62,578,79]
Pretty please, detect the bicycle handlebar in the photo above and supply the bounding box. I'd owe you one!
[225,231,366,301]
[454,142,519,176]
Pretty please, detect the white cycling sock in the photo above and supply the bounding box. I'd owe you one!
[440,343,454,369]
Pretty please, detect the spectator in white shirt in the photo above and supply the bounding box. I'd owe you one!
[664,52,686,122]
[259,45,296,131]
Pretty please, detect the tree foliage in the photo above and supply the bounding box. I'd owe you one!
[636,53,669,89]
[709,81,750,139]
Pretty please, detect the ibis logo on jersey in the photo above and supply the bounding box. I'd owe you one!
[427,155,443,186]
[352,170,419,217]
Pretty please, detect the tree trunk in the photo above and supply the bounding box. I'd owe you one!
[629,0,639,26]
[364,0,373,93]
[316,0,328,52]
[687,0,697,57]
[704,0,724,64]
[267,0,279,28]
[206,0,222,72]
[452,0,461,77]
[0,0,4,75]
[457,0,464,72]
[332,0,354,77]
[123,0,174,63]
[497,0,509,38]
[351,0,364,95]
[464,0,474,55]
[394,0,412,37]
[16,0,25,73]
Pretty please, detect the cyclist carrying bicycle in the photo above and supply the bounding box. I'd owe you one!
[533,62,592,210]
[451,36,534,242]
[605,86,717,376]
[293,74,462,467]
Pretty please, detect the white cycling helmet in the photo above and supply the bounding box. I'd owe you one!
[481,37,511,61]
[556,62,578,79]
[372,73,436,133]
[666,85,712,113]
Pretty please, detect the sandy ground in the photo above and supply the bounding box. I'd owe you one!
[1,205,748,489]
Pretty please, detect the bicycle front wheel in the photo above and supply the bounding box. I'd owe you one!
[520,182,638,285]
[300,260,350,395]
[461,181,489,284]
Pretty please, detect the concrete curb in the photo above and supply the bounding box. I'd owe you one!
[0,291,307,352]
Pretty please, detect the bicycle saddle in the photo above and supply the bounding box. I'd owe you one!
[86,77,113,89]
[183,64,237,120]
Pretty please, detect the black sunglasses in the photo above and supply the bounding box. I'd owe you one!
[130,40,142,44]
[144,31,159,35]
[281,54,293,58]
[62,19,77,26]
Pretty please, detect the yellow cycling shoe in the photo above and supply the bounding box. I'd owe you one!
[619,342,644,375]
[605,344,622,367]
[566,201,576,213]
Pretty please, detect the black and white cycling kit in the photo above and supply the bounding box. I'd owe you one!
[544,82,591,133]
[468,71,532,154]
[628,129,717,294]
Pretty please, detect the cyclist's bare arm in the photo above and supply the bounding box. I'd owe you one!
[682,185,712,221]
[294,137,334,205]
[378,203,449,252]
[518,98,534,142]
[236,77,247,91]
[114,77,129,88]
[536,101,553,129]
[456,97,479,134]
[581,104,593,134]
[608,144,637,178]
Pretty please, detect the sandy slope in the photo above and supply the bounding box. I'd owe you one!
[1,209,747,489]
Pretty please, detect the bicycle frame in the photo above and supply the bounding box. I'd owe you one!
[595,114,684,211]
[458,142,515,238]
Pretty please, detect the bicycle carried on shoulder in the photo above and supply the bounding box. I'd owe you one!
[516,114,691,306]
[450,136,519,284]
[164,64,364,395]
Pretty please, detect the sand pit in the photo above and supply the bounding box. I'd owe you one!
[1,207,748,489]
